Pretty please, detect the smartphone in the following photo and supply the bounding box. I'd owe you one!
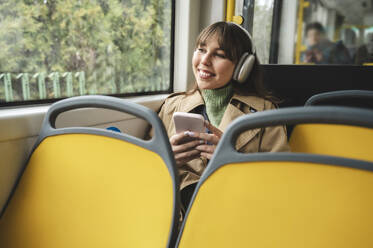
[173,112,205,135]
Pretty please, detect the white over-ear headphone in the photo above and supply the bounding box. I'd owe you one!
[230,22,256,84]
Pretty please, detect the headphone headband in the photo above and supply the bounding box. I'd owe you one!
[228,22,256,55]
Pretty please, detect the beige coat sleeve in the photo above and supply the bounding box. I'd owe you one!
[145,101,166,140]
[146,96,179,140]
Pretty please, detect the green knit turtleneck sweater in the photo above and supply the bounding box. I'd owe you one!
[201,83,234,127]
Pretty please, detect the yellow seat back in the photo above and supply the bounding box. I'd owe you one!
[0,96,179,248]
[178,159,373,248]
[298,90,373,161]
[290,123,373,161]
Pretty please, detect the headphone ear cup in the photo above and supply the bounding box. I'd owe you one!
[232,53,255,83]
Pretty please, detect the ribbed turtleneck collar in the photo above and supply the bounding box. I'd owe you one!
[201,83,234,127]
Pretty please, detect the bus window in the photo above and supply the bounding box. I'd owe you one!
[276,0,373,65]
[235,0,275,64]
[252,0,275,64]
[0,0,174,105]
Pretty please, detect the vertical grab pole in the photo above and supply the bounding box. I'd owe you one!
[226,0,235,22]
[226,0,244,24]
[295,0,309,64]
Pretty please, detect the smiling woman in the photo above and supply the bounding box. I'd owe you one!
[152,21,290,212]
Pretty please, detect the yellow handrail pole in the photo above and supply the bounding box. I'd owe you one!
[295,0,310,64]
[226,0,235,22]
[226,0,244,24]
[232,15,243,24]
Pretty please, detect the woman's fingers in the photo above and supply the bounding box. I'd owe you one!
[189,132,220,145]
[195,144,216,154]
[204,121,223,138]
[170,132,189,145]
[182,121,222,145]
[170,132,204,165]
[172,139,203,153]
[200,152,213,160]
[195,144,216,160]
[169,124,222,165]
[194,123,221,159]
[174,149,201,165]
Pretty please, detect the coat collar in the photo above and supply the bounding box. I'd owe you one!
[231,94,265,112]
[177,89,265,113]
[219,94,264,151]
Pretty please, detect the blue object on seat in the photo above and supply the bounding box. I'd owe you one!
[106,126,121,133]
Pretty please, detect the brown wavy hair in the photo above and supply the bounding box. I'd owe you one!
[188,21,277,102]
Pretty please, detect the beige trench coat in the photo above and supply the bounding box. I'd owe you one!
[156,90,290,190]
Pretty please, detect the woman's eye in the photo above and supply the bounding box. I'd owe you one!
[197,48,205,53]
[215,53,226,58]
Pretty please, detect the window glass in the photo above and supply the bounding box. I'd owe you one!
[235,0,244,15]
[252,0,274,64]
[277,0,373,65]
[0,0,173,104]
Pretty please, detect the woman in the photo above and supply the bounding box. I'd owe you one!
[157,21,289,210]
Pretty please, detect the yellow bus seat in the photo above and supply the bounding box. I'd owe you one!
[0,95,180,248]
[176,107,373,248]
[294,91,373,161]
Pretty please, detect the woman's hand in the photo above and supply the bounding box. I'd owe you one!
[193,121,223,160]
[170,132,203,166]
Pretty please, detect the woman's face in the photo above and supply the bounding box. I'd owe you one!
[192,34,236,90]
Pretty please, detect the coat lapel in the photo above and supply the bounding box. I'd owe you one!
[177,90,205,113]
[218,102,261,151]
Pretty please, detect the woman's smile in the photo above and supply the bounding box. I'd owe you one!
[197,68,216,80]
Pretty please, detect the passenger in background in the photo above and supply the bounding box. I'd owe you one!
[302,22,351,64]
[154,21,289,211]
[355,32,373,65]
[343,28,358,61]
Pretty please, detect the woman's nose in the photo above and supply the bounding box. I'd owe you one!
[200,53,212,65]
